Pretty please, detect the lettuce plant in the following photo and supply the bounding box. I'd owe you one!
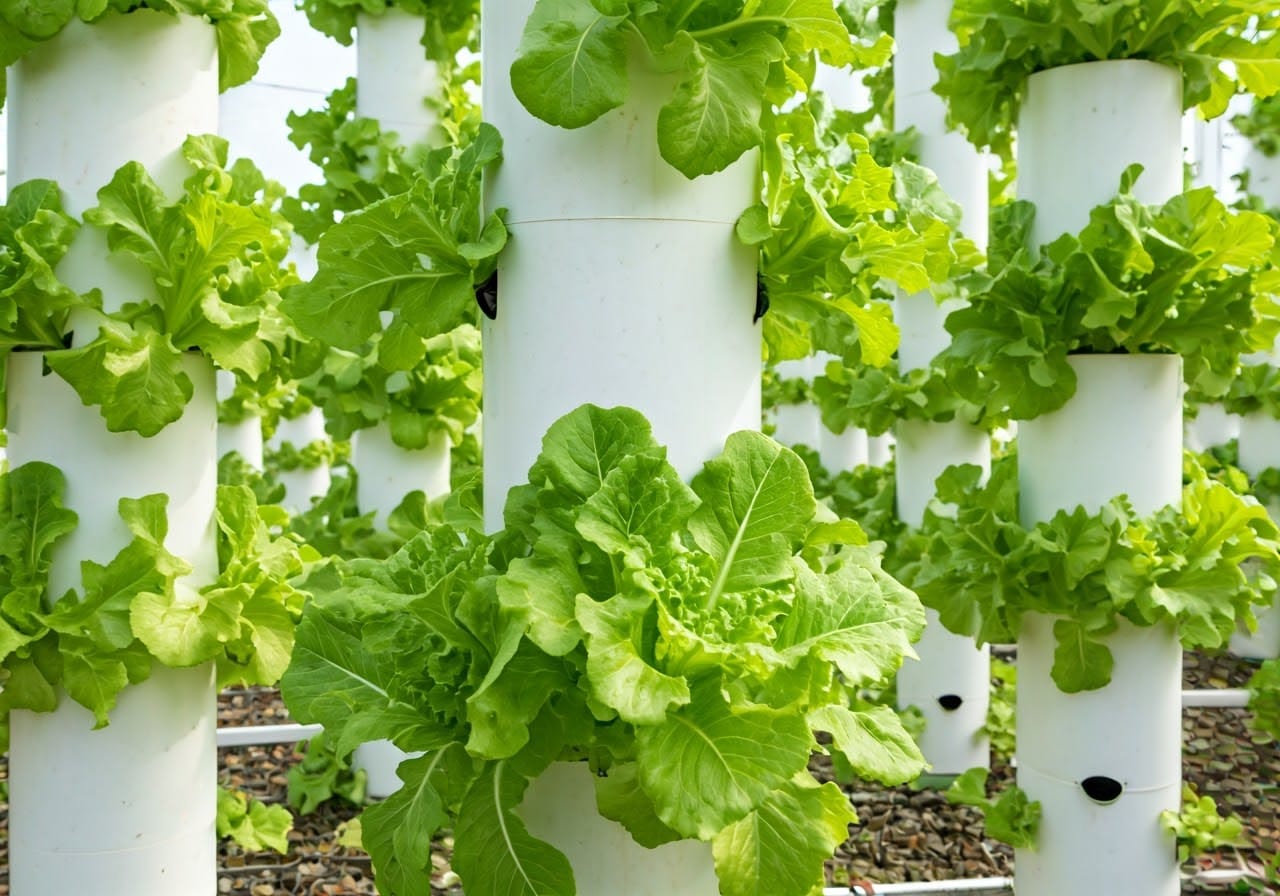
[295,0,476,62]
[934,0,1280,153]
[1221,362,1280,421]
[0,0,278,110]
[303,323,482,452]
[910,455,1280,692]
[1234,94,1280,158]
[281,404,927,896]
[282,123,506,358]
[285,66,482,244]
[0,137,304,435]
[510,0,868,178]
[812,356,996,437]
[0,462,311,748]
[940,168,1280,422]
[741,97,981,367]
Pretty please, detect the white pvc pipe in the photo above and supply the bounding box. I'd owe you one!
[1016,355,1182,896]
[349,424,447,797]
[217,723,324,748]
[1232,412,1280,660]
[1237,411,1280,479]
[481,219,760,523]
[6,353,218,896]
[1181,689,1252,709]
[894,419,989,526]
[353,422,451,522]
[1184,402,1240,454]
[838,880,1013,896]
[894,0,988,249]
[1019,355,1183,522]
[895,609,991,776]
[813,352,870,473]
[520,762,719,896]
[8,12,218,346]
[269,408,331,513]
[867,432,896,468]
[773,402,822,449]
[1018,61,1182,249]
[216,371,263,470]
[895,292,968,373]
[357,9,443,149]
[820,425,869,473]
[483,2,755,887]
[1245,146,1280,207]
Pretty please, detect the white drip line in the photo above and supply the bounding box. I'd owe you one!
[835,878,1013,895]
[1182,688,1251,708]
[212,690,1254,749]
[216,722,322,748]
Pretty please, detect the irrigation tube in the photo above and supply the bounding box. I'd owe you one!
[216,723,323,749]
[1182,688,1251,709]
[837,878,1013,895]
[212,689,1252,749]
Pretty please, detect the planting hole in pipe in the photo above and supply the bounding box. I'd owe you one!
[476,270,498,320]
[937,694,963,711]
[1080,775,1124,805]
[754,274,770,323]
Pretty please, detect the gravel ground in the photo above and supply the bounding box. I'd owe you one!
[0,650,1273,895]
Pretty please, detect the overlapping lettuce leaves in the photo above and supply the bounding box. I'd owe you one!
[0,137,302,435]
[295,0,476,62]
[303,324,482,451]
[283,123,505,356]
[282,404,926,896]
[940,169,1280,422]
[285,63,482,245]
[910,454,1280,693]
[934,0,1280,152]
[0,0,278,110]
[1234,93,1280,159]
[0,179,84,421]
[0,463,309,748]
[510,0,871,178]
[742,98,980,367]
[812,355,995,437]
[1221,362,1280,421]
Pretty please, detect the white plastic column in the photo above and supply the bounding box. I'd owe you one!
[813,352,870,473]
[484,0,757,883]
[1245,147,1280,206]
[354,424,451,525]
[482,4,760,521]
[891,3,993,777]
[1230,413,1280,659]
[1016,63,1183,895]
[1184,402,1240,454]
[1017,356,1183,896]
[357,9,443,149]
[350,422,450,798]
[220,0,354,196]
[892,293,991,776]
[521,762,720,895]
[269,408,331,512]
[1018,61,1182,249]
[772,358,822,449]
[216,369,264,470]
[4,16,219,894]
[7,354,219,896]
[894,0,989,249]
[8,12,218,344]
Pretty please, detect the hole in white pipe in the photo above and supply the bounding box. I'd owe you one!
[937,694,963,711]
[1080,775,1123,804]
